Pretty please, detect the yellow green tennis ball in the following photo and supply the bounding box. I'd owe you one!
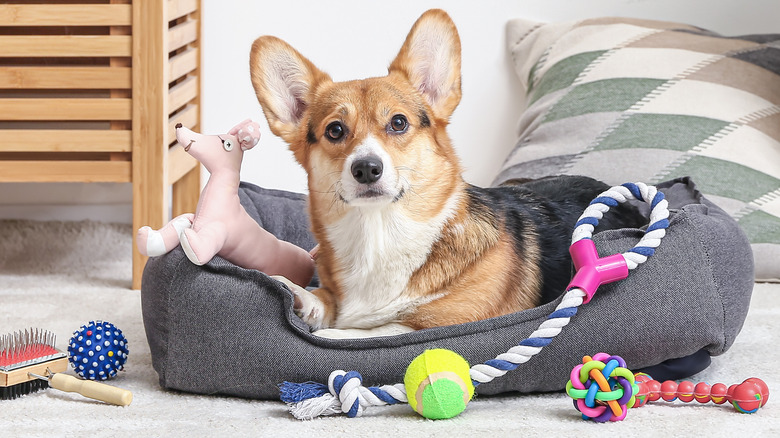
[404,349,474,419]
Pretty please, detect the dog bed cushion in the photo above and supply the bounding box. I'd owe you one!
[141,178,754,400]
[496,17,780,281]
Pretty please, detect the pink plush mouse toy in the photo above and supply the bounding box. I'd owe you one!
[136,119,315,288]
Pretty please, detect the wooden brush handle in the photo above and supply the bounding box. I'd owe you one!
[50,373,133,406]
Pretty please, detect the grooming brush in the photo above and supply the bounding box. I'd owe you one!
[1,328,132,406]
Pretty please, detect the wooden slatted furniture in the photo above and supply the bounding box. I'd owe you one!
[0,0,202,289]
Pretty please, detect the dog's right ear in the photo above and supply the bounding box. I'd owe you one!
[249,36,330,142]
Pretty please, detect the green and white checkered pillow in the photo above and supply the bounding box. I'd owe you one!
[496,17,780,281]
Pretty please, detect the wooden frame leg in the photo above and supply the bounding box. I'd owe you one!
[131,0,167,290]
[132,179,168,290]
[131,0,201,290]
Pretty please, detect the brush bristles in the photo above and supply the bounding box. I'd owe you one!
[0,328,58,369]
[0,378,49,400]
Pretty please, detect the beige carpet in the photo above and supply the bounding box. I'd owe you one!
[1,219,778,437]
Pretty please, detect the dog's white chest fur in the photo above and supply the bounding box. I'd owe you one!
[326,198,456,328]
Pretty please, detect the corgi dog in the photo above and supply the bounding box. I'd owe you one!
[250,9,644,338]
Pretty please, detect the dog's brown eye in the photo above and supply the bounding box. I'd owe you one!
[325,121,345,141]
[389,115,408,133]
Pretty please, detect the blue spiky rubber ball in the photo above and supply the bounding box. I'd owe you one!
[68,320,128,381]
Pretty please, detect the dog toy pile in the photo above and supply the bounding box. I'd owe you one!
[1,324,132,406]
[280,182,670,420]
[68,320,128,381]
[567,353,769,422]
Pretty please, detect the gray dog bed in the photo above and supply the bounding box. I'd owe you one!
[140,177,754,400]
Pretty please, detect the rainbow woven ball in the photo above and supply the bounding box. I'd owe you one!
[404,349,474,419]
[67,320,128,381]
[566,353,638,422]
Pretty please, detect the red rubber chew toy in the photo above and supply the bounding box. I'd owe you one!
[633,373,769,414]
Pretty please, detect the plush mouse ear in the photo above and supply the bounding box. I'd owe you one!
[389,9,462,120]
[249,36,331,142]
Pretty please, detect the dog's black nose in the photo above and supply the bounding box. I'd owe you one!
[351,156,383,184]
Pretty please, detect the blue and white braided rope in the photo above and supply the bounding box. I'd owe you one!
[571,182,669,268]
[282,182,670,419]
[471,182,669,385]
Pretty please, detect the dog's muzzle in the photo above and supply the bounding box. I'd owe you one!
[351,155,383,184]
[342,151,403,204]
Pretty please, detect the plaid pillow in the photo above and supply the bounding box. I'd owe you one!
[496,17,780,281]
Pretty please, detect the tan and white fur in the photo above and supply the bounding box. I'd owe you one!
[250,10,643,338]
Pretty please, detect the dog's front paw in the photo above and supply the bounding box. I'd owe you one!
[271,275,325,330]
[228,119,261,151]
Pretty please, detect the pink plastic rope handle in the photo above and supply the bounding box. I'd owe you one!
[566,239,628,304]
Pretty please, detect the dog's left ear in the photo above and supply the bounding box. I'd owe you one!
[389,9,462,120]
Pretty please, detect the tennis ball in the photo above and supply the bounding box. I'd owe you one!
[404,349,474,419]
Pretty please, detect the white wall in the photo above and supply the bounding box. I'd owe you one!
[2,0,778,223]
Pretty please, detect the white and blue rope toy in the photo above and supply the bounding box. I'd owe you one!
[279,182,670,420]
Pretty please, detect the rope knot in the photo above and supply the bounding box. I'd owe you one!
[329,370,366,417]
